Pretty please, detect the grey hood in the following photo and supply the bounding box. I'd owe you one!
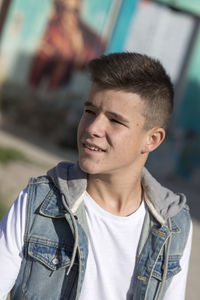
[47,161,187,224]
[141,168,187,224]
[47,161,87,213]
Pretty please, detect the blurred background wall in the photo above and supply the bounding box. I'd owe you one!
[0,0,199,182]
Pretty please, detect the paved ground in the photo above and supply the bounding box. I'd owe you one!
[0,129,199,299]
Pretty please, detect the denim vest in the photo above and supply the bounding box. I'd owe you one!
[11,176,191,300]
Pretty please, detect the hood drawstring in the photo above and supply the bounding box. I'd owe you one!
[156,218,172,300]
[61,193,79,276]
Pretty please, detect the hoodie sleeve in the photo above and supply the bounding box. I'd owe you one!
[0,189,27,299]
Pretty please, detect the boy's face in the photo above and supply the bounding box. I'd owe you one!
[77,85,151,176]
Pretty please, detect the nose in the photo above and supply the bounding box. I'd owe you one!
[87,114,105,138]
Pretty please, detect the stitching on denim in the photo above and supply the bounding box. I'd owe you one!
[144,232,171,300]
[28,251,71,270]
[152,229,166,237]
[28,236,74,249]
[137,276,146,282]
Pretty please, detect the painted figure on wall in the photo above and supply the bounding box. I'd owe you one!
[29,0,106,90]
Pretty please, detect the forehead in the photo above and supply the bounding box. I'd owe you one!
[87,85,145,111]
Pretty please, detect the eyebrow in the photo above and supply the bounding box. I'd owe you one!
[84,101,95,107]
[84,101,129,123]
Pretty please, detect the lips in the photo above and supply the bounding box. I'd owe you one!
[82,142,105,152]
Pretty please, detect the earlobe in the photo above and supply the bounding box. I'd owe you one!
[142,128,165,153]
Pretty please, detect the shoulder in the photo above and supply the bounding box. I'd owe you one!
[26,175,60,213]
[170,205,191,254]
[171,204,191,234]
[28,175,53,185]
[172,204,191,227]
[27,175,58,196]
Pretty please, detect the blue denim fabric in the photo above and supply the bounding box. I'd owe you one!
[11,176,88,300]
[11,176,190,300]
[132,208,190,299]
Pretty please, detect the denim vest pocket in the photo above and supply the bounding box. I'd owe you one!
[28,237,74,270]
[20,237,78,299]
[152,255,181,280]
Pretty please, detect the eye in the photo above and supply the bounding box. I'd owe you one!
[84,108,95,115]
[110,119,123,125]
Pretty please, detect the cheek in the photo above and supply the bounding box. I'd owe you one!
[78,114,92,131]
[77,117,86,135]
[77,124,84,146]
[113,131,145,153]
[110,133,128,151]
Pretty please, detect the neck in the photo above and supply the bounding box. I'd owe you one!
[87,170,143,216]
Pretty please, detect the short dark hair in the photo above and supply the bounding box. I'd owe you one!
[88,52,174,129]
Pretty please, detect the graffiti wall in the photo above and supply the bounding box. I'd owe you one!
[0,0,123,91]
[0,0,134,148]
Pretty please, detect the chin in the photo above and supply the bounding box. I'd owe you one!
[78,161,98,175]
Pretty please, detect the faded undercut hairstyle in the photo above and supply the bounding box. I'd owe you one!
[88,52,174,130]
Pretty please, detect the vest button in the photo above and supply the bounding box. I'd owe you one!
[52,257,59,265]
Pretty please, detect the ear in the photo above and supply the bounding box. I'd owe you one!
[142,127,165,153]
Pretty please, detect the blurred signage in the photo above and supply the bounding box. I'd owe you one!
[124,1,194,82]
[155,0,200,17]
[107,0,139,52]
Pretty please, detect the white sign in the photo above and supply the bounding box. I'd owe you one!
[124,1,194,82]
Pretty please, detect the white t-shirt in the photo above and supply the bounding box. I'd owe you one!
[80,192,146,299]
[0,189,192,300]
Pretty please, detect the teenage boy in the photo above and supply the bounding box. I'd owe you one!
[0,52,192,300]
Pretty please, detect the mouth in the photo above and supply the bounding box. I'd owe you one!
[82,142,106,152]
